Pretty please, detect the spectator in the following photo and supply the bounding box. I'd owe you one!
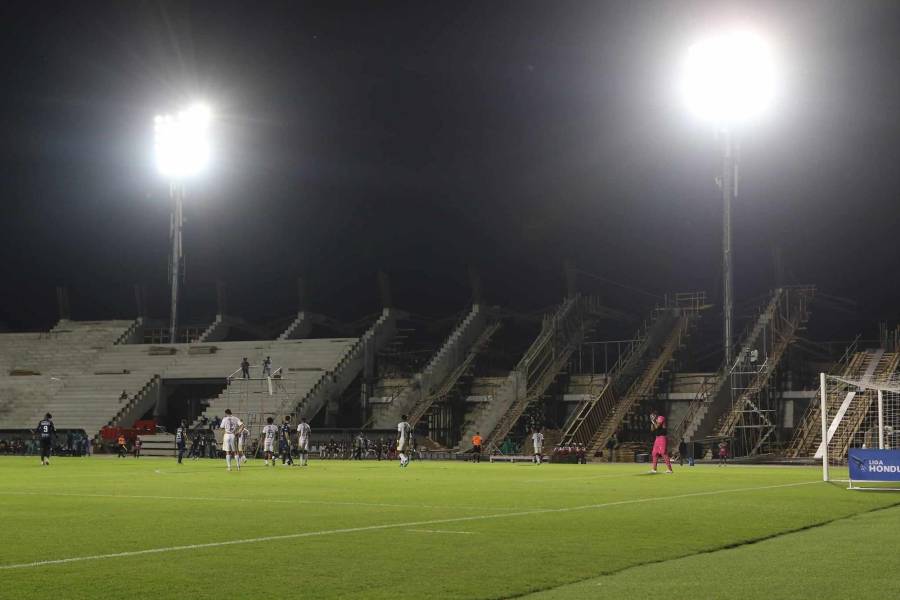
[117,434,128,458]
[262,356,272,378]
[240,357,250,379]
[133,436,142,458]
[119,389,128,403]
[606,432,618,463]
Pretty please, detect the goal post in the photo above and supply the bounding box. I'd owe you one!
[818,372,900,490]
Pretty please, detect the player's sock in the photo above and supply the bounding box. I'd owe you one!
[226,455,232,469]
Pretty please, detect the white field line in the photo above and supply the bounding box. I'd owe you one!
[0,491,532,513]
[0,480,819,571]
[406,529,475,535]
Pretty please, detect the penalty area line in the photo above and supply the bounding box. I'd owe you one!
[0,480,819,571]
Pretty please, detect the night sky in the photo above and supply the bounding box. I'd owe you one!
[1,1,898,336]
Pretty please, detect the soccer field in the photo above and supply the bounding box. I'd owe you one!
[1,457,898,600]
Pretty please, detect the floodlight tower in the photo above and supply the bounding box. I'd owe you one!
[154,103,212,344]
[681,30,775,366]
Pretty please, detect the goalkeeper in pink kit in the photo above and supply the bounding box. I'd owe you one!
[649,412,673,474]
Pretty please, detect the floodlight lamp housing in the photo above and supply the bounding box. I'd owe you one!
[154,103,212,179]
[681,30,776,127]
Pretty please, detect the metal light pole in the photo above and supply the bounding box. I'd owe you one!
[721,131,737,366]
[154,103,211,345]
[169,182,185,344]
[681,30,774,367]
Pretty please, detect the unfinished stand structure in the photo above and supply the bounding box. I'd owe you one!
[368,305,492,430]
[555,293,705,459]
[454,295,619,452]
[787,345,899,460]
[672,286,816,458]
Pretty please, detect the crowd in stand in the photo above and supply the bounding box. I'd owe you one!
[0,431,92,456]
[552,442,588,464]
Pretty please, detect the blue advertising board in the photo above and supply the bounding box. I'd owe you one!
[848,449,900,482]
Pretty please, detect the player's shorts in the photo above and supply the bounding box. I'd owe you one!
[297,438,309,452]
[397,438,407,453]
[534,444,543,455]
[652,436,667,457]
[264,439,275,452]
[237,437,248,452]
[40,438,52,456]
[222,433,237,453]
[472,444,481,454]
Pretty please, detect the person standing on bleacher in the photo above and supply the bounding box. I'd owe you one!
[240,357,250,379]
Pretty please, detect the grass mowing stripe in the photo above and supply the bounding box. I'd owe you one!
[0,479,820,571]
[514,500,900,599]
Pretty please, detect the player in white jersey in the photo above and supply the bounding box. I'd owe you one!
[237,425,251,465]
[296,417,311,466]
[532,429,545,464]
[397,415,412,468]
[220,409,242,471]
[262,416,278,466]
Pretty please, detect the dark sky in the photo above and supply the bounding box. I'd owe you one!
[1,1,898,336]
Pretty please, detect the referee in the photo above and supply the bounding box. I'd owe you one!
[35,413,55,466]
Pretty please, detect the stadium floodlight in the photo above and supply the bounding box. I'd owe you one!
[680,29,776,367]
[153,102,212,343]
[681,30,776,126]
[154,103,212,179]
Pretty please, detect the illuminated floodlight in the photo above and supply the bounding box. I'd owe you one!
[154,103,212,179]
[681,30,776,126]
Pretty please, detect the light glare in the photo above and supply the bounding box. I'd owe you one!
[681,31,776,126]
[154,103,212,179]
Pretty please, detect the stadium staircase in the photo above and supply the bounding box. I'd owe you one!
[278,312,313,340]
[280,308,401,423]
[584,304,699,458]
[556,293,705,456]
[785,341,865,458]
[709,286,816,456]
[410,322,502,428]
[786,348,899,459]
[369,305,491,429]
[459,295,602,452]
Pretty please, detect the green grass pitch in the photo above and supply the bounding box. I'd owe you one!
[2,456,899,599]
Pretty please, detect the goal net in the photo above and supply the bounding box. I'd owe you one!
[819,373,900,489]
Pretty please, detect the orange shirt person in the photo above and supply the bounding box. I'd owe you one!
[471,432,483,463]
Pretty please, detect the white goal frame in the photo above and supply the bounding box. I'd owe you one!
[819,372,900,490]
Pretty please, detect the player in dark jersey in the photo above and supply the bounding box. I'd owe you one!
[280,415,294,466]
[35,413,55,466]
[175,419,188,464]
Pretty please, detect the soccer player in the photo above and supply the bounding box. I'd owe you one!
[262,417,278,466]
[532,429,545,464]
[280,415,294,466]
[397,415,412,468]
[471,432,482,463]
[237,424,251,465]
[35,413,55,466]
[175,419,188,464]
[718,440,728,466]
[649,414,673,474]
[296,417,311,466]
[220,409,242,471]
